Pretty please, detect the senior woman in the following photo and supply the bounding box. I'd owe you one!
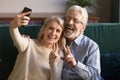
[8,11,65,80]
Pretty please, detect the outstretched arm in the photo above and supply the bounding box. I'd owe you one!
[9,12,31,52]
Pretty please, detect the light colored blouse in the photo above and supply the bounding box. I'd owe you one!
[8,36,63,80]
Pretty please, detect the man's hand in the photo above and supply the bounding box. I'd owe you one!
[61,45,77,67]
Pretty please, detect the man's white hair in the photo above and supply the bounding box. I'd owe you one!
[66,5,88,25]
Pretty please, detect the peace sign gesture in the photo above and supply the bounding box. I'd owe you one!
[49,43,60,63]
[61,45,77,67]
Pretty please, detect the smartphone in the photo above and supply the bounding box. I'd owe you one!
[22,7,32,16]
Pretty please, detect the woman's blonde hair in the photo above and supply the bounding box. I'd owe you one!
[37,16,66,49]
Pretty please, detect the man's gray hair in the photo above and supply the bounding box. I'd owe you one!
[66,5,88,25]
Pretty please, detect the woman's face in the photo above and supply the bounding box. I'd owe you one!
[42,21,63,46]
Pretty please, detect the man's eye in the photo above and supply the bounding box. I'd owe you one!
[73,19,80,23]
[66,17,71,21]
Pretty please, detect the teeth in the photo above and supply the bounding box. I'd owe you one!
[48,35,55,40]
[67,26,73,29]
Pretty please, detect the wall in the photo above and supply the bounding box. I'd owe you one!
[0,0,116,22]
[96,0,112,22]
[85,0,112,22]
[0,0,67,17]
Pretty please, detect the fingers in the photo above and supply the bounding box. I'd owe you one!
[19,11,32,17]
[55,43,58,52]
[49,50,57,63]
[49,43,59,63]
[61,55,73,64]
[62,45,77,67]
[66,46,71,54]
[52,43,58,52]
[52,43,55,52]
[16,13,30,26]
[61,56,74,67]
[63,45,67,53]
[61,55,77,67]
[63,45,71,55]
[10,10,32,28]
[20,18,30,26]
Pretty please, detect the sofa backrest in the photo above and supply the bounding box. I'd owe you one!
[0,23,120,79]
[85,23,120,53]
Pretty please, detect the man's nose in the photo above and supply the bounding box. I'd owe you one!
[68,19,74,24]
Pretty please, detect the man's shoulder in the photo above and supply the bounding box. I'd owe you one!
[83,35,99,46]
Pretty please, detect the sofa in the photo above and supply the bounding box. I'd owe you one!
[0,23,120,80]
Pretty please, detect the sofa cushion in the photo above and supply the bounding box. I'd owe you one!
[101,53,120,80]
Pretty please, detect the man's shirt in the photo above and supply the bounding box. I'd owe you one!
[62,34,101,80]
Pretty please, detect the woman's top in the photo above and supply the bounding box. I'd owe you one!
[8,36,63,80]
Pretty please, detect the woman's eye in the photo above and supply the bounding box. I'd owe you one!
[56,29,61,33]
[49,27,53,30]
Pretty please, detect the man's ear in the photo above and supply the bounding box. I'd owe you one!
[81,24,86,32]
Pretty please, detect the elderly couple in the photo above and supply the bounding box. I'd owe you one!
[8,5,102,80]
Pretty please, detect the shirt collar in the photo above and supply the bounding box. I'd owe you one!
[74,33,84,46]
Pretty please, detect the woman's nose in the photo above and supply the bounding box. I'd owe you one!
[51,30,56,35]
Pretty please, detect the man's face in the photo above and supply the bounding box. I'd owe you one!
[64,10,85,41]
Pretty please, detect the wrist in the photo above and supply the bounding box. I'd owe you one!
[72,59,78,67]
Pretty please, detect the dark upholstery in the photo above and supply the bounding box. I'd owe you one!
[101,53,120,80]
[85,23,120,80]
[85,23,120,53]
[0,23,120,80]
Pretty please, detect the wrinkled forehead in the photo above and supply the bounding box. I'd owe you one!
[66,10,83,20]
